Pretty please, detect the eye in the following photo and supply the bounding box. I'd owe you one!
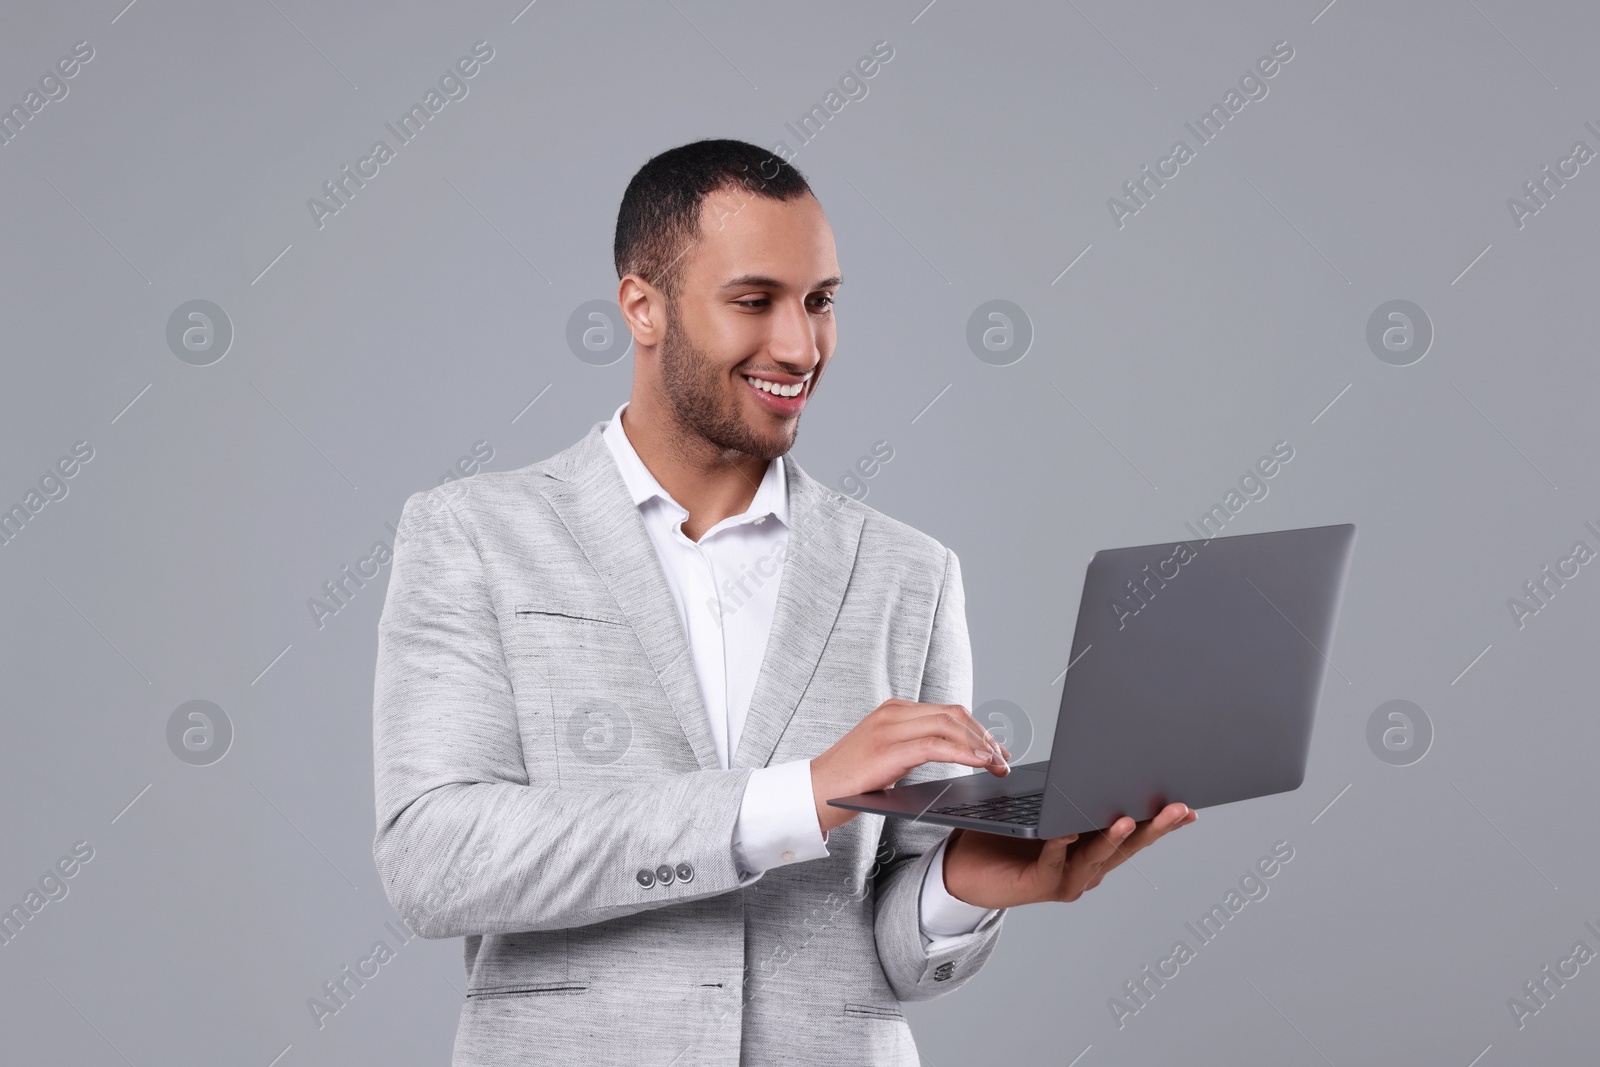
[733,294,834,311]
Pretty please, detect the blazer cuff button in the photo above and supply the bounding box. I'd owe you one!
[655,863,676,886]
[636,868,656,889]
[675,862,694,883]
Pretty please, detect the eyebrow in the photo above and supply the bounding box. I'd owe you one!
[719,273,842,291]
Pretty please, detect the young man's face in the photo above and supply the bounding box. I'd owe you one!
[654,187,840,461]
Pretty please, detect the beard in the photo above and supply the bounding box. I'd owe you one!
[657,306,798,462]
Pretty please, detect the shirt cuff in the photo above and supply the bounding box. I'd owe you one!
[732,759,831,877]
[919,835,1001,947]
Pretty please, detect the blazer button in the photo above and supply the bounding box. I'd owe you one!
[933,962,955,982]
[636,869,656,889]
[656,863,676,886]
[675,862,694,883]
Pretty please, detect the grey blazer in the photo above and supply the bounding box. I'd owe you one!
[372,417,1008,1065]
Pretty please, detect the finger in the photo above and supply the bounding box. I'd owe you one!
[947,703,1011,764]
[938,706,1006,753]
[884,708,1000,752]
[953,720,1011,774]
[1052,819,1135,898]
[1084,817,1138,866]
[889,732,1007,773]
[1041,834,1079,861]
[1084,810,1193,889]
[952,705,1014,761]
[1093,804,1193,879]
[940,709,1014,770]
[887,709,1009,767]
[870,697,917,720]
[1123,803,1193,852]
[900,703,1004,752]
[1026,834,1081,890]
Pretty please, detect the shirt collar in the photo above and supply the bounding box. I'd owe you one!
[601,401,788,528]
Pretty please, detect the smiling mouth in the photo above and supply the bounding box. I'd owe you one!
[742,373,810,398]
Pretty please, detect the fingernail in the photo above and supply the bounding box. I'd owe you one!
[973,747,993,762]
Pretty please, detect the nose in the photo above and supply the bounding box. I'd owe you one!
[765,295,821,372]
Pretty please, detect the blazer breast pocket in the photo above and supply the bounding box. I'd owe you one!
[500,595,684,779]
[502,595,630,671]
[511,594,630,629]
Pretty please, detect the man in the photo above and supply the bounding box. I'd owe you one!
[372,138,1193,1066]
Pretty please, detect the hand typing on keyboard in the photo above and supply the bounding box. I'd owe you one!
[810,698,1013,836]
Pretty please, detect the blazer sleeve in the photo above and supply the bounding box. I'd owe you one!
[371,488,762,939]
[872,547,1009,1001]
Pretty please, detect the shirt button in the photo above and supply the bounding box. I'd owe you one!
[781,850,796,863]
[656,863,676,886]
[636,869,656,889]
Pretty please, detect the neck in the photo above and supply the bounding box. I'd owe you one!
[620,390,770,542]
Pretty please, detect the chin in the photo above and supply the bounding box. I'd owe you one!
[738,418,797,461]
[751,429,796,462]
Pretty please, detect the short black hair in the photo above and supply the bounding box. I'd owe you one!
[614,138,812,300]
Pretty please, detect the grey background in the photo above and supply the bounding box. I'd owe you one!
[3,1,1596,1064]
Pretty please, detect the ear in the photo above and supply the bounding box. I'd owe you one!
[617,275,666,348]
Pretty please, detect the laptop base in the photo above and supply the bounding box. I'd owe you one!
[828,762,1051,838]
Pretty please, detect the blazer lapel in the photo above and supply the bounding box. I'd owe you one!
[731,456,864,770]
[539,423,722,772]
[539,421,865,774]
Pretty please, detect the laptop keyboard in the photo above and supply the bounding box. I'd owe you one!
[930,792,1043,825]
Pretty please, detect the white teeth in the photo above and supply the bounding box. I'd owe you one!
[745,375,806,398]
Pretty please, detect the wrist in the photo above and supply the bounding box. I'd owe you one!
[942,830,969,903]
[941,828,989,908]
[810,760,854,835]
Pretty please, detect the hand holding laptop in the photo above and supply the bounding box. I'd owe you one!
[941,800,1196,910]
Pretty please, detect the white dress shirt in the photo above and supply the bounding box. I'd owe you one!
[602,402,997,946]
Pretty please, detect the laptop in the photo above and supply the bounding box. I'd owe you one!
[827,523,1357,838]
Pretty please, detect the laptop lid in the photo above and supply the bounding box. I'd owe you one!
[1036,523,1356,838]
